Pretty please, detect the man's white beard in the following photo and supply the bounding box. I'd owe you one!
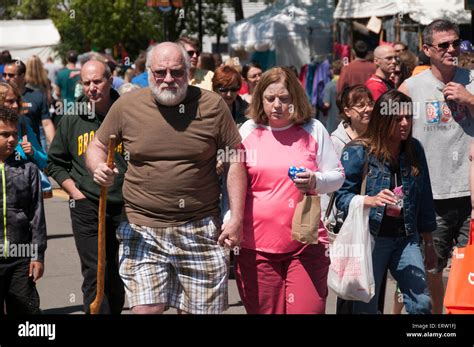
[150,81,188,106]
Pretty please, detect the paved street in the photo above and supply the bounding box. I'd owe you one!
[38,187,449,315]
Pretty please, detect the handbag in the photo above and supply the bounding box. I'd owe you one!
[444,219,474,314]
[324,158,369,244]
[291,194,321,244]
[327,195,375,302]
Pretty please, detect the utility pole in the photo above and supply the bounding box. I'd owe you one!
[465,0,474,42]
[233,0,244,21]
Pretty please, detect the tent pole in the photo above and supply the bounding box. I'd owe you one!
[472,10,474,43]
[395,15,400,42]
[349,19,354,48]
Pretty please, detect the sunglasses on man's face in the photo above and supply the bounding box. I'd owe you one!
[428,39,462,51]
[151,69,186,79]
[2,73,17,78]
[218,86,240,93]
[187,50,200,57]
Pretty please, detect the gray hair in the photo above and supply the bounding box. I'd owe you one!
[145,43,190,76]
[422,19,460,45]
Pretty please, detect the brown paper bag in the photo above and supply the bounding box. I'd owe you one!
[291,194,321,244]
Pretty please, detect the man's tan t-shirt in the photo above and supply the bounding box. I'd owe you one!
[96,86,241,227]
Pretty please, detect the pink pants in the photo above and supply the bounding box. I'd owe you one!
[234,243,330,314]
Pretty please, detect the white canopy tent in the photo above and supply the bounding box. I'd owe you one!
[228,0,334,69]
[334,0,471,25]
[0,19,61,62]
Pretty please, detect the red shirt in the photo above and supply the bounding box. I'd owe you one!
[336,59,376,95]
[365,74,394,101]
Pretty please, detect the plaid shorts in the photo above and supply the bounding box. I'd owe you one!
[116,217,229,314]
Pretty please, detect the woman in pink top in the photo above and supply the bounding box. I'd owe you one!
[234,67,345,314]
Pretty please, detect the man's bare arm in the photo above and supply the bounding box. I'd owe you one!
[61,178,86,200]
[226,161,246,221]
[85,137,118,187]
[41,119,56,145]
[218,156,246,248]
[85,137,107,173]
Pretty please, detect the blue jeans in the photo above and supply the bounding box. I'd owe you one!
[352,233,431,314]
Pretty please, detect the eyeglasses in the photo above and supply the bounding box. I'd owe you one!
[217,86,240,93]
[187,50,199,57]
[427,39,462,51]
[2,73,17,78]
[352,102,374,111]
[151,69,186,80]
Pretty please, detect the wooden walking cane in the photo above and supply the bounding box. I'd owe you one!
[90,135,116,314]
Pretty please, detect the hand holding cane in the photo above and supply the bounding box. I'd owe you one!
[90,135,116,314]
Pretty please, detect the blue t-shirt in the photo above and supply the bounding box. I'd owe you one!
[131,71,148,87]
[21,87,50,144]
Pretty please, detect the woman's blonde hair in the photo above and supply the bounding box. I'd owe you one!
[0,81,22,111]
[247,66,312,125]
[25,55,49,93]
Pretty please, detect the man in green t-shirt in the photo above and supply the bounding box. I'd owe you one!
[55,50,80,124]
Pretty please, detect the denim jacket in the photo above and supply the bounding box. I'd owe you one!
[335,139,436,237]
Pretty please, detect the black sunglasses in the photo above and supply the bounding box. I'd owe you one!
[2,73,17,78]
[187,50,200,57]
[427,39,462,50]
[217,86,240,93]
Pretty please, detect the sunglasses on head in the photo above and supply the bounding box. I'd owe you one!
[217,86,240,93]
[428,39,462,50]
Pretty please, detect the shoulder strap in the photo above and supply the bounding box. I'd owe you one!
[324,192,337,219]
[325,147,369,219]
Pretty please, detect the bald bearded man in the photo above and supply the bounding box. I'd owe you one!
[85,42,246,315]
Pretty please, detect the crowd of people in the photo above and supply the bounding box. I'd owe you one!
[0,18,472,315]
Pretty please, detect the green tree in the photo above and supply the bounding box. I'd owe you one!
[0,0,49,19]
[2,0,231,61]
[176,0,227,50]
[204,0,227,51]
[49,0,163,62]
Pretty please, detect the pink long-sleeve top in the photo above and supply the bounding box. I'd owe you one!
[239,119,345,254]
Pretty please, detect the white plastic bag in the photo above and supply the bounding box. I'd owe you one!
[327,195,375,303]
